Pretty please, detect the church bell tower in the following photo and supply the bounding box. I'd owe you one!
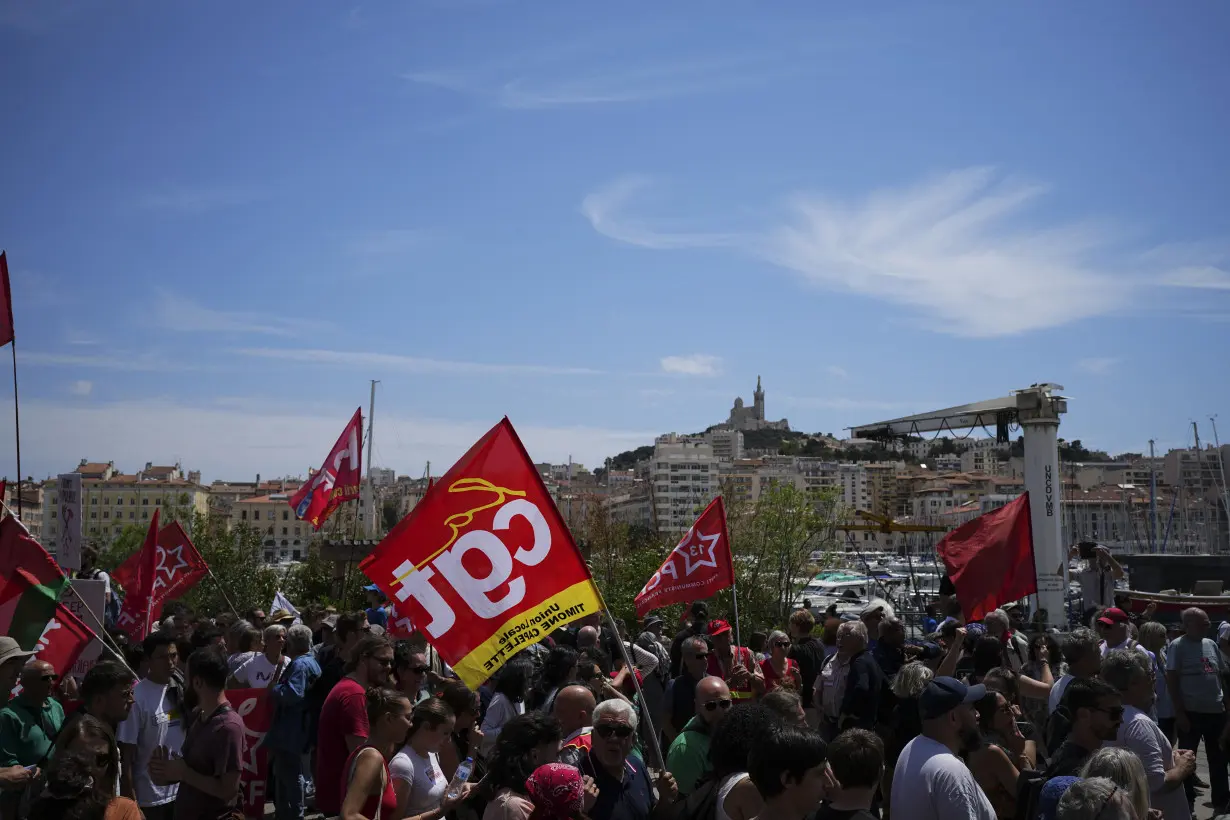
[753,375,765,421]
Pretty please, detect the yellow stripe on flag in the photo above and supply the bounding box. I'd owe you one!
[452,580,603,689]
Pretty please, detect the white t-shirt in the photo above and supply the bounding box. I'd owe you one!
[116,678,185,807]
[890,735,996,820]
[227,651,259,676]
[233,654,289,687]
[1049,674,1075,714]
[480,694,525,757]
[1079,568,1116,610]
[1114,705,1191,820]
[391,746,447,815]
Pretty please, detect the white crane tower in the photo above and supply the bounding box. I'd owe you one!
[851,383,1070,627]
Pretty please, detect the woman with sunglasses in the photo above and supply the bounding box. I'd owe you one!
[341,687,413,820]
[968,692,1036,819]
[760,631,801,694]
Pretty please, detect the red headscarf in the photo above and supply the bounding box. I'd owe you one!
[525,762,584,820]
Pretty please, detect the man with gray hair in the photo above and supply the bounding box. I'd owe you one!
[265,623,321,820]
[817,620,884,739]
[231,623,289,687]
[1102,648,1195,820]
[984,608,1029,672]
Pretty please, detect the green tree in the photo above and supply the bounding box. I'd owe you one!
[382,499,401,532]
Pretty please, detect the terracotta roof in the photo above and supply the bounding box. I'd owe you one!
[144,466,177,475]
[77,462,112,475]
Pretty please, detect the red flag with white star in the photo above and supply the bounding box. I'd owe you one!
[635,496,734,617]
[111,520,208,608]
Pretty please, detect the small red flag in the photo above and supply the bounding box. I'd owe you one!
[937,493,1037,622]
[30,592,97,679]
[112,519,208,626]
[289,408,363,530]
[0,252,13,347]
[115,510,161,640]
[634,496,735,618]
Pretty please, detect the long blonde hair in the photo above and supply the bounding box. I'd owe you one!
[1080,747,1150,820]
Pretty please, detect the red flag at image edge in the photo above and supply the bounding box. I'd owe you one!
[634,496,735,618]
[937,492,1037,623]
[0,252,14,347]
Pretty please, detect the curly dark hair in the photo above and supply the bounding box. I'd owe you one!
[493,659,533,702]
[27,749,111,820]
[709,703,782,779]
[529,647,578,710]
[484,712,562,795]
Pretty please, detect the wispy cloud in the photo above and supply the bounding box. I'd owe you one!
[20,352,188,372]
[1159,266,1230,290]
[4,398,652,482]
[582,168,1140,337]
[1076,357,1120,375]
[826,365,848,379]
[405,46,809,110]
[234,347,602,377]
[659,354,722,377]
[157,292,325,338]
[137,185,263,214]
[68,380,93,397]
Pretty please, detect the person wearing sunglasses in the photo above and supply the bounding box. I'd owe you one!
[665,636,711,739]
[665,677,731,798]
[761,630,801,694]
[582,699,677,820]
[394,642,431,704]
[1044,677,1124,779]
[314,635,394,817]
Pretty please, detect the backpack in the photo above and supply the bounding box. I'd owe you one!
[668,776,720,820]
[1014,768,1049,820]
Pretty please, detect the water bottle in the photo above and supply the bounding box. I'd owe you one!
[446,756,473,800]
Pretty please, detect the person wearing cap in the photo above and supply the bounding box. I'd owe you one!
[364,584,389,629]
[1097,607,1152,660]
[269,608,296,627]
[0,638,33,699]
[669,602,711,678]
[890,676,996,820]
[1167,606,1230,813]
[705,619,764,702]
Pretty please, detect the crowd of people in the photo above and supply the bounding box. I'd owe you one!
[1,581,1230,820]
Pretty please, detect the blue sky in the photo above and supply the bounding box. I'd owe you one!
[1,1,1228,482]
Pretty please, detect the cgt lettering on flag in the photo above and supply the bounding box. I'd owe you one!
[289,408,363,530]
[362,419,602,688]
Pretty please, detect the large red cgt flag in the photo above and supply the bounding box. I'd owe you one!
[112,520,208,624]
[0,252,14,347]
[361,418,603,688]
[115,510,161,640]
[937,492,1037,622]
[289,408,363,530]
[635,496,735,617]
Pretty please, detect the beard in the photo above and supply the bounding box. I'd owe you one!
[183,685,200,712]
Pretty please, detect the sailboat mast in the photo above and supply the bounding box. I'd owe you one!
[1148,439,1157,553]
[1209,417,1230,554]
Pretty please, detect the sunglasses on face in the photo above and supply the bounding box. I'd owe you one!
[406,666,429,675]
[594,724,635,739]
[692,653,711,660]
[37,674,57,683]
[702,699,733,712]
[773,641,790,648]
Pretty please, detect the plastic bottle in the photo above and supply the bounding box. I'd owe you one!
[446,756,473,800]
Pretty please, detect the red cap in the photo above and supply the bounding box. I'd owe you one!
[1097,607,1130,626]
[708,619,732,636]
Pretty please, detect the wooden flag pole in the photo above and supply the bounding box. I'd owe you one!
[205,566,240,618]
[600,606,667,771]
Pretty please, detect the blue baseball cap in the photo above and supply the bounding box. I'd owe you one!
[919,676,986,720]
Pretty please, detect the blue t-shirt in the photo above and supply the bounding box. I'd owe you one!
[585,753,654,820]
[366,606,388,628]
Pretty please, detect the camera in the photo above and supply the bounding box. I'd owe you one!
[1078,541,1097,560]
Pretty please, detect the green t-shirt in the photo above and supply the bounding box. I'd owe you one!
[666,716,712,796]
[0,697,66,767]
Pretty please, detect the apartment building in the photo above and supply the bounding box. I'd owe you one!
[705,428,745,462]
[651,434,720,533]
[230,493,314,563]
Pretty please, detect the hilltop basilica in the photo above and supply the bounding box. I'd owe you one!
[724,376,790,432]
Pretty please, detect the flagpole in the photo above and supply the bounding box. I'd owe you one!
[205,566,240,617]
[10,338,20,516]
[63,579,140,681]
[731,582,742,650]
[601,607,667,771]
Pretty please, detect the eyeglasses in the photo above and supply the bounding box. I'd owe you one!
[702,699,733,712]
[692,653,711,660]
[594,724,635,739]
[773,641,790,648]
[406,666,429,675]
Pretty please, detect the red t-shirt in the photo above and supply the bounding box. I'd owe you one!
[341,746,398,820]
[314,677,369,815]
[760,657,800,693]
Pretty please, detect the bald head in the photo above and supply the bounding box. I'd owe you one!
[19,660,55,701]
[577,626,600,650]
[695,676,732,727]
[553,684,597,736]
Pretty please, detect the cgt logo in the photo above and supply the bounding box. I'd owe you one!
[388,480,553,639]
